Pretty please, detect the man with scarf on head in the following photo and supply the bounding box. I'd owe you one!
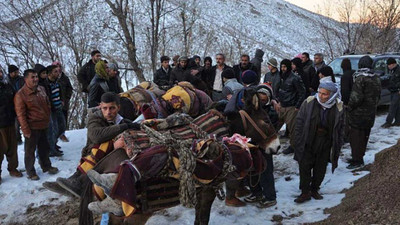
[347,56,381,169]
[293,81,344,203]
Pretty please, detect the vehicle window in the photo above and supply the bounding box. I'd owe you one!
[374,59,388,75]
[329,58,343,75]
[350,58,359,71]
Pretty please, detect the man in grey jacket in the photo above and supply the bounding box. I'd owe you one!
[293,81,344,203]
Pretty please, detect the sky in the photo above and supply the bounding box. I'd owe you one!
[286,0,339,20]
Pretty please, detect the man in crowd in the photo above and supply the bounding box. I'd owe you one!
[169,56,188,85]
[154,56,172,90]
[293,81,344,203]
[313,53,327,74]
[52,61,73,141]
[14,69,59,180]
[250,48,265,82]
[8,65,24,144]
[0,66,23,183]
[347,56,381,169]
[44,92,138,197]
[221,68,243,100]
[277,59,306,154]
[301,52,318,95]
[207,53,232,101]
[78,50,102,93]
[382,58,400,128]
[44,65,66,157]
[263,58,280,96]
[233,54,257,84]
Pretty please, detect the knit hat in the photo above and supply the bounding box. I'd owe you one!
[222,68,235,79]
[241,70,258,85]
[280,59,292,72]
[256,83,273,98]
[267,58,278,68]
[358,56,373,69]
[387,57,397,65]
[8,65,19,74]
[319,81,337,93]
[318,66,334,78]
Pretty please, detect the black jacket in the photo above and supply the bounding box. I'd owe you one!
[278,71,306,108]
[264,69,281,96]
[0,81,16,128]
[303,60,318,92]
[250,49,264,80]
[77,60,96,93]
[340,69,355,105]
[88,74,120,108]
[388,65,400,92]
[8,75,25,92]
[58,72,73,111]
[233,63,258,84]
[169,65,188,85]
[154,66,171,88]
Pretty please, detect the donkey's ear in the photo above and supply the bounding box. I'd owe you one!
[252,94,259,110]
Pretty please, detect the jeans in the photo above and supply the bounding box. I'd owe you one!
[249,152,276,200]
[48,108,66,154]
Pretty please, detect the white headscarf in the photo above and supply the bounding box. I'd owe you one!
[316,81,341,109]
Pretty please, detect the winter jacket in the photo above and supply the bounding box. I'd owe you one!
[205,64,232,91]
[83,107,132,156]
[294,96,344,173]
[294,70,310,96]
[169,65,188,85]
[77,60,96,93]
[232,63,258,84]
[250,49,264,81]
[303,60,318,92]
[388,65,400,92]
[278,71,306,109]
[264,69,281,96]
[0,80,16,128]
[58,72,73,111]
[8,75,25,92]
[340,69,355,105]
[222,78,243,99]
[154,66,171,88]
[88,73,121,108]
[347,68,381,129]
[14,85,51,137]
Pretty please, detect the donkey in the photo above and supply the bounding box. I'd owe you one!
[79,90,280,225]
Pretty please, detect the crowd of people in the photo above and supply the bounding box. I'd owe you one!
[1,48,400,214]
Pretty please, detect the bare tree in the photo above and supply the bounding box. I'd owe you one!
[179,1,199,56]
[105,0,145,82]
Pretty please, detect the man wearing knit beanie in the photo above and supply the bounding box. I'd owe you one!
[277,59,306,155]
[264,58,280,95]
[222,68,243,100]
[241,70,258,86]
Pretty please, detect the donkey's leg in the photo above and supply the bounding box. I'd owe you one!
[194,187,216,225]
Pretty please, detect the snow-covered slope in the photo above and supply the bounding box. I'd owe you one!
[1,114,398,224]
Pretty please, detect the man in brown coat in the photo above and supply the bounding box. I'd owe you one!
[14,69,59,180]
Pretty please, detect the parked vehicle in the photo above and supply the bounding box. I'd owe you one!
[328,54,400,105]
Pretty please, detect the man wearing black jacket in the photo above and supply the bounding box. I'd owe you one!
[301,52,318,94]
[382,58,400,127]
[233,54,258,84]
[77,50,101,93]
[277,59,306,154]
[154,56,171,90]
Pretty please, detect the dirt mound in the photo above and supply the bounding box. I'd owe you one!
[314,140,400,224]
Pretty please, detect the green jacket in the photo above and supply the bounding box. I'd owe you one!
[348,68,381,129]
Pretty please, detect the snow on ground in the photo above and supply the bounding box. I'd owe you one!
[1,114,399,224]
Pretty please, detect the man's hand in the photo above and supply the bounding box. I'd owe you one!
[273,101,281,112]
[127,122,141,130]
[191,69,199,76]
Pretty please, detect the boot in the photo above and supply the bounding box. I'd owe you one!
[244,194,263,203]
[294,192,311,203]
[256,198,277,208]
[225,197,246,207]
[43,181,75,198]
[282,146,294,155]
[311,190,323,200]
[235,188,251,198]
[43,167,59,175]
[9,170,23,177]
[381,123,392,128]
[87,170,118,195]
[57,176,82,198]
[88,197,124,216]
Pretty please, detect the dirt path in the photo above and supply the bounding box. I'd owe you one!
[313,140,400,225]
